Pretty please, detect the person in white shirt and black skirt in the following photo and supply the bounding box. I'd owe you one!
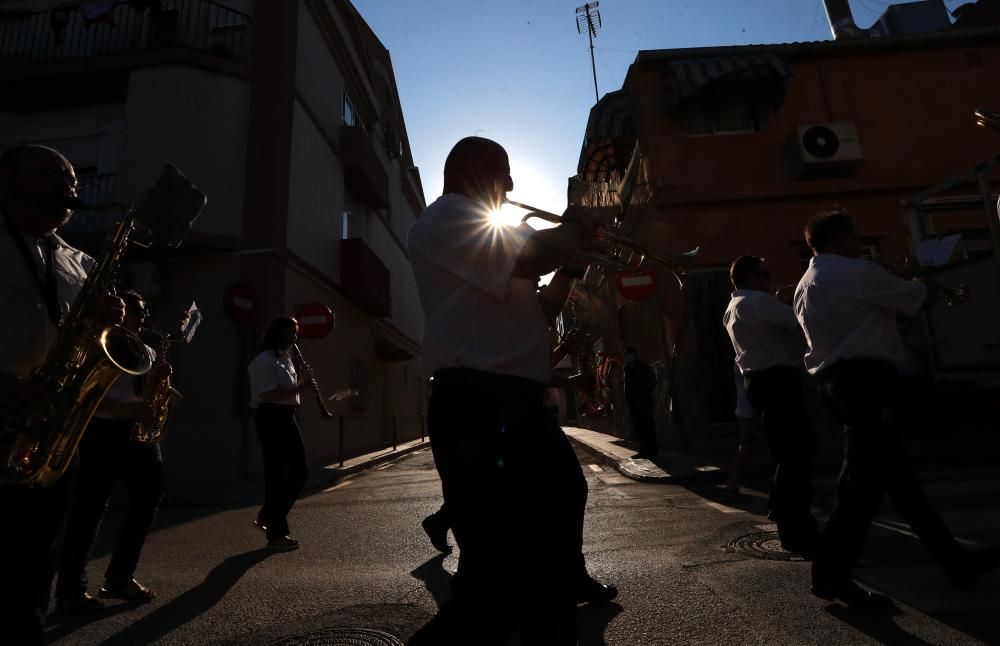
[723,255,818,555]
[406,137,610,646]
[247,316,313,551]
[795,210,998,610]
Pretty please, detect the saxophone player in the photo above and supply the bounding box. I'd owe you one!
[0,145,125,646]
[55,290,166,613]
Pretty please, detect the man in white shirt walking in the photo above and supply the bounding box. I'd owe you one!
[407,137,608,645]
[723,255,818,555]
[795,210,997,610]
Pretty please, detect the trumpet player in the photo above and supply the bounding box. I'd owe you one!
[0,145,125,646]
[796,210,998,610]
[247,316,314,551]
[55,290,166,612]
[723,255,819,556]
[407,137,610,646]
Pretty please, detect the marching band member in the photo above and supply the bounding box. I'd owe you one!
[55,290,166,612]
[407,137,609,645]
[0,145,125,645]
[795,210,997,610]
[723,255,818,555]
[247,316,313,551]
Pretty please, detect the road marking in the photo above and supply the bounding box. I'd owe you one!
[323,481,352,492]
[587,464,604,472]
[702,500,741,514]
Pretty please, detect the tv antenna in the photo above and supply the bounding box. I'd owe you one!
[575,2,602,103]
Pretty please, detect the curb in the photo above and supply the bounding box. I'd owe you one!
[308,439,431,493]
[566,432,719,484]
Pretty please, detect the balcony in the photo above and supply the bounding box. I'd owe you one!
[341,126,389,209]
[340,238,391,318]
[0,0,250,109]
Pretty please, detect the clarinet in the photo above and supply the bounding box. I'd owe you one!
[290,342,334,419]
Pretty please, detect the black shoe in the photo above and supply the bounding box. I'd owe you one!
[267,535,300,551]
[947,551,1000,589]
[99,578,155,603]
[576,576,618,604]
[812,580,895,611]
[254,516,267,532]
[421,515,452,554]
[54,592,105,615]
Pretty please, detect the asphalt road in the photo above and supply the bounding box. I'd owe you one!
[47,447,1000,645]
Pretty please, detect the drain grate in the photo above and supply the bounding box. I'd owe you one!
[269,628,404,646]
[723,531,805,562]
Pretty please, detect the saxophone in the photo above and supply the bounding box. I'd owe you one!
[0,201,155,487]
[132,333,182,444]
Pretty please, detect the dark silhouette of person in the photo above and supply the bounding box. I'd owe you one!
[623,347,657,459]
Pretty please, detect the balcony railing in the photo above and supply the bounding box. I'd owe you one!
[0,0,251,66]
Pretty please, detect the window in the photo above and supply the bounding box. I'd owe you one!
[343,93,365,130]
[675,82,770,136]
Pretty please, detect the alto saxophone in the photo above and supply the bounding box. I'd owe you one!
[0,201,155,487]
[132,333,182,444]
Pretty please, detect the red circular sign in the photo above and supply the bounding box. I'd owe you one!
[616,268,657,301]
[295,302,336,339]
[224,284,256,324]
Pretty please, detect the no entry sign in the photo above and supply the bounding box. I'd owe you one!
[295,302,336,339]
[616,268,657,301]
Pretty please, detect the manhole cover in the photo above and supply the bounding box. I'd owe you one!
[269,628,404,646]
[723,531,805,562]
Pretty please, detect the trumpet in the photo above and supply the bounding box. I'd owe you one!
[504,199,699,287]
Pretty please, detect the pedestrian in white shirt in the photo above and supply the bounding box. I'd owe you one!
[407,137,609,646]
[795,210,997,610]
[723,255,817,555]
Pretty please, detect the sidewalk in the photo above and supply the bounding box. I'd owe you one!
[163,437,431,508]
[563,426,723,483]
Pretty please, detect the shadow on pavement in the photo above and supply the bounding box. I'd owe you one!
[44,603,135,643]
[411,553,452,609]
[577,601,623,646]
[825,604,934,646]
[96,548,273,645]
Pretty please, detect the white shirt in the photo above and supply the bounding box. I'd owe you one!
[794,254,927,375]
[93,345,157,420]
[733,363,755,418]
[723,289,806,373]
[0,212,94,377]
[248,348,300,408]
[408,193,552,385]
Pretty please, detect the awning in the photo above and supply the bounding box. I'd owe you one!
[577,89,635,182]
[663,53,791,111]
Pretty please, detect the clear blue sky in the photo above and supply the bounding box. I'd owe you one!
[352,0,968,214]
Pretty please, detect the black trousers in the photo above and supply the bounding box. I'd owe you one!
[626,396,658,456]
[56,418,163,599]
[812,358,968,592]
[744,365,818,546]
[0,458,77,646]
[408,369,586,646]
[254,403,309,540]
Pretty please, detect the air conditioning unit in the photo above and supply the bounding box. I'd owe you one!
[788,122,864,177]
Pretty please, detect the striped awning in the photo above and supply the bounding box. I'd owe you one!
[663,54,791,110]
[578,89,635,182]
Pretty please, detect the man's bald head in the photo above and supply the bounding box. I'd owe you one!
[442,137,513,205]
[0,144,78,237]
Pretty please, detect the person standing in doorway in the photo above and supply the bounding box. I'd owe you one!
[623,346,658,459]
